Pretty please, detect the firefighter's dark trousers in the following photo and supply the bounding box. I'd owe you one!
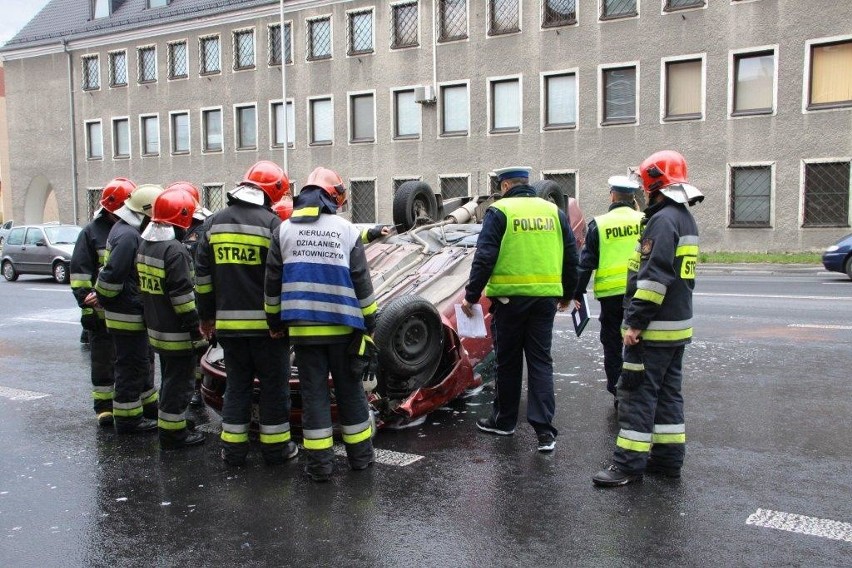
[598,295,625,396]
[157,354,196,443]
[89,321,115,415]
[613,344,686,474]
[489,297,559,437]
[111,332,157,428]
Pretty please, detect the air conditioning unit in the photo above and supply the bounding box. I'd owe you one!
[414,85,436,104]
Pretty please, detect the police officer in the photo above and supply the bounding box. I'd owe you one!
[95,184,163,434]
[573,176,644,407]
[137,188,206,450]
[593,150,703,487]
[265,167,377,481]
[462,167,579,452]
[195,161,297,466]
[70,177,135,426]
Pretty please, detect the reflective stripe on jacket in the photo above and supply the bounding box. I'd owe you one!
[95,220,145,334]
[593,207,644,299]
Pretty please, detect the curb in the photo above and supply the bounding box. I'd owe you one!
[699,263,827,276]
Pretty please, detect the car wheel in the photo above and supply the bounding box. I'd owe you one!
[393,181,438,232]
[845,256,852,280]
[374,295,444,380]
[53,261,70,284]
[2,260,18,282]
[530,180,565,210]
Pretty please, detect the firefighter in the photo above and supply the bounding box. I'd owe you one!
[70,177,136,426]
[195,161,297,466]
[462,167,579,452]
[593,150,703,487]
[95,184,164,434]
[137,188,206,450]
[265,167,377,481]
[573,176,644,407]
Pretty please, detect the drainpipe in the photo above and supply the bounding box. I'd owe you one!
[279,0,289,176]
[63,40,79,225]
[431,0,438,96]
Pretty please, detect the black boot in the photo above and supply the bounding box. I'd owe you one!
[592,464,643,487]
[115,417,158,434]
[160,430,205,450]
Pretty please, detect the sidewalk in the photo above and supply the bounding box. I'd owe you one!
[699,263,826,276]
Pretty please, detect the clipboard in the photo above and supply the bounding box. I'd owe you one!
[571,293,591,337]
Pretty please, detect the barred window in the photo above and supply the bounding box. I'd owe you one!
[141,115,159,155]
[236,105,257,150]
[602,66,636,125]
[392,2,418,49]
[729,166,771,227]
[112,118,130,158]
[664,0,705,11]
[440,176,469,199]
[665,59,702,120]
[168,41,188,79]
[200,36,221,74]
[310,98,333,144]
[489,174,501,195]
[138,46,157,83]
[394,89,420,138]
[350,180,376,223]
[489,0,519,35]
[542,171,576,198]
[601,0,637,19]
[808,40,852,110]
[308,17,332,60]
[272,101,295,147]
[109,51,127,86]
[544,72,577,128]
[82,55,99,90]
[393,177,421,193]
[202,109,223,152]
[542,0,576,27]
[348,10,373,55]
[438,0,467,42]
[441,84,468,135]
[86,121,103,159]
[350,93,375,143]
[234,30,255,70]
[87,189,102,219]
[733,51,774,115]
[269,23,292,65]
[803,162,851,227]
[171,112,190,154]
[202,184,225,212]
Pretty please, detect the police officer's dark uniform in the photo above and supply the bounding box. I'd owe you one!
[593,150,702,487]
[464,167,579,452]
[573,176,644,405]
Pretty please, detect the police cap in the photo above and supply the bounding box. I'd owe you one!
[494,167,532,182]
[608,175,640,194]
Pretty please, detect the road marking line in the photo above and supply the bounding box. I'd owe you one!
[333,445,424,467]
[746,508,852,543]
[788,323,852,330]
[0,385,50,401]
[696,292,852,301]
[14,317,80,326]
[26,288,70,293]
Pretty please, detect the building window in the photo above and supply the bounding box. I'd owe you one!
[544,72,577,129]
[664,0,704,11]
[235,105,257,150]
[602,65,637,125]
[348,9,373,55]
[233,29,255,70]
[202,108,223,152]
[81,55,99,90]
[140,115,159,155]
[109,51,127,87]
[310,97,333,144]
[542,0,576,27]
[394,89,421,139]
[543,171,577,198]
[93,0,110,18]
[86,121,103,159]
[490,78,520,133]
[350,93,375,143]
[112,118,130,158]
[202,184,225,212]
[438,0,467,42]
[803,161,851,227]
[441,84,469,135]
[729,166,771,227]
[808,40,852,110]
[732,51,774,116]
[665,58,703,120]
[269,23,292,65]
[200,36,221,74]
[489,0,519,35]
[392,1,418,49]
[271,101,295,147]
[350,180,376,223]
[149,0,170,7]
[86,188,102,219]
[393,177,421,193]
[168,41,187,79]
[138,46,157,83]
[171,112,190,154]
[601,0,637,20]
[307,17,332,60]
[440,176,469,199]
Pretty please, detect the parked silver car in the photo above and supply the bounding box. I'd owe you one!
[1,223,82,283]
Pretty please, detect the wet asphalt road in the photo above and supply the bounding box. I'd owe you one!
[1,268,850,567]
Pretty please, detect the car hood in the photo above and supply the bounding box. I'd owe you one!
[52,244,75,256]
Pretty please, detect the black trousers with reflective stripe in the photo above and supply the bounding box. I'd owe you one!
[111,332,156,425]
[598,295,625,396]
[490,297,558,437]
[90,321,115,414]
[158,354,196,442]
[614,344,686,473]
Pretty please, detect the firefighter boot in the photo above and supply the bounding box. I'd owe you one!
[262,441,299,465]
[304,448,335,482]
[160,428,205,450]
[346,438,375,471]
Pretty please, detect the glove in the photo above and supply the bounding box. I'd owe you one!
[348,333,378,387]
[618,343,646,392]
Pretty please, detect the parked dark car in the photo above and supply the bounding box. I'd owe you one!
[822,233,852,279]
[1,223,82,283]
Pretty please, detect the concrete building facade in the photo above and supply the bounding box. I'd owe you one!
[1,0,850,251]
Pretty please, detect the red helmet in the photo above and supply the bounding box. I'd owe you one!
[272,195,294,221]
[100,178,136,212]
[151,188,197,229]
[638,150,688,194]
[165,181,201,205]
[242,161,289,203]
[305,167,346,207]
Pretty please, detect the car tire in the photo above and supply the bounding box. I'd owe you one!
[393,181,438,232]
[845,256,852,280]
[530,180,565,210]
[2,260,18,282]
[374,295,444,379]
[53,261,70,284]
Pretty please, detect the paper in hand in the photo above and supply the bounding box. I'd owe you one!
[454,303,488,338]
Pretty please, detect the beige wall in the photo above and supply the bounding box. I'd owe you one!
[0,63,11,223]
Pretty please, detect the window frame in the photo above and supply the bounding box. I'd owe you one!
[727,162,775,229]
[139,113,160,157]
[728,45,778,118]
[661,0,706,14]
[391,86,422,141]
[541,68,579,131]
[111,116,131,159]
[308,95,335,146]
[438,174,471,199]
[81,54,100,91]
[541,0,578,29]
[599,0,639,22]
[268,21,294,66]
[598,61,640,127]
[269,99,296,148]
[232,27,256,71]
[84,119,104,160]
[437,0,469,43]
[660,53,706,123]
[108,50,128,88]
[233,103,258,151]
[347,7,375,57]
[487,0,521,37]
[800,158,852,228]
[200,106,224,153]
[306,15,333,61]
[169,110,191,155]
[199,34,222,76]
[487,74,523,135]
[137,45,158,84]
[167,40,189,80]
[803,35,852,113]
[348,90,377,144]
[390,0,420,50]
[438,81,471,137]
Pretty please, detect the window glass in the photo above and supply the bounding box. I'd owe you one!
[237,106,257,149]
[25,228,45,245]
[730,166,771,226]
[87,122,103,159]
[200,37,221,74]
[234,31,255,69]
[803,162,851,227]
[810,41,852,107]
[311,98,333,143]
[543,0,576,27]
[172,113,189,153]
[603,66,636,123]
[489,0,519,35]
[272,102,295,146]
[82,56,99,90]
[7,228,25,246]
[114,119,130,157]
[142,116,159,155]
[442,84,468,134]
[169,42,187,78]
[439,0,467,41]
[94,0,110,18]
[138,47,157,82]
[492,79,520,131]
[545,73,576,127]
[395,90,420,137]
[309,18,332,59]
[204,109,222,151]
[666,59,702,118]
[734,52,774,114]
[349,11,373,54]
[351,94,375,142]
[392,2,418,48]
[110,52,127,86]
